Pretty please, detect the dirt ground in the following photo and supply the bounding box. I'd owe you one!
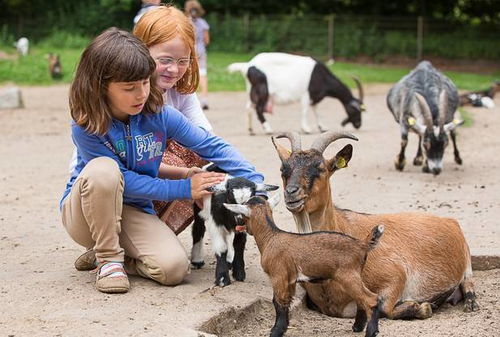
[0,85,499,337]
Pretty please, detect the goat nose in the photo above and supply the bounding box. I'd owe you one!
[285,185,299,195]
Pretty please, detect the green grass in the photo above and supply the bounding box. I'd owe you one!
[1,48,498,93]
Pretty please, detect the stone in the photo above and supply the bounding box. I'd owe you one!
[0,87,24,109]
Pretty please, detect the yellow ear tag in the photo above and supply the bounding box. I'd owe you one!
[336,157,347,169]
[453,119,461,125]
[408,117,416,126]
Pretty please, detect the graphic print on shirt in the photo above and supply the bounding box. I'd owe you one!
[135,132,163,163]
[115,139,126,158]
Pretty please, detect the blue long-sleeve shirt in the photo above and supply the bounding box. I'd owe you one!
[60,106,264,214]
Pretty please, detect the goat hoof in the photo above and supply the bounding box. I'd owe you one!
[232,269,246,282]
[394,159,406,171]
[464,298,479,312]
[416,302,432,319]
[455,156,463,165]
[413,156,423,166]
[422,165,431,173]
[190,261,205,269]
[215,275,231,287]
[352,322,365,333]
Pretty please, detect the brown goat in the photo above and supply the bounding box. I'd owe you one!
[271,131,479,320]
[48,53,63,79]
[224,194,384,337]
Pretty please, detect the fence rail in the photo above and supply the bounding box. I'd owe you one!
[207,14,500,61]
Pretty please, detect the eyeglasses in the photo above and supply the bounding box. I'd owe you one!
[155,57,192,68]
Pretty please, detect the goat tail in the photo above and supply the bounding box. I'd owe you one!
[227,62,249,75]
[365,224,384,250]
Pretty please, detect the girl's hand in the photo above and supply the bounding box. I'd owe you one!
[185,166,204,178]
[190,172,225,200]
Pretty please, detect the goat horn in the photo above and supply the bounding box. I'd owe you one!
[310,131,358,154]
[438,90,448,128]
[275,132,302,152]
[352,76,364,102]
[414,92,433,130]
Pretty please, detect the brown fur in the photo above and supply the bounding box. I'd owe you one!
[273,134,478,319]
[235,197,382,337]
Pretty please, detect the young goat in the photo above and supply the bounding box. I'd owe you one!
[48,53,63,79]
[272,130,479,321]
[228,52,365,135]
[224,194,384,337]
[192,170,278,286]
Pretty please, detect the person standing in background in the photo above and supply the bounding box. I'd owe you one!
[133,0,161,26]
[185,0,210,110]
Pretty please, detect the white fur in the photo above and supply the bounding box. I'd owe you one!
[14,37,29,56]
[232,187,253,204]
[341,301,358,318]
[229,52,321,133]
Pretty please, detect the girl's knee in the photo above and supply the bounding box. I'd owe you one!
[141,252,189,286]
[80,157,123,193]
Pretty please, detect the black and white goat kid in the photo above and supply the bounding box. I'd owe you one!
[191,167,279,286]
[228,52,365,135]
[387,61,464,175]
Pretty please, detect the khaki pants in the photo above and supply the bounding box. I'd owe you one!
[61,157,189,285]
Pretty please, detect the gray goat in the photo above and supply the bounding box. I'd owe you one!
[387,61,463,175]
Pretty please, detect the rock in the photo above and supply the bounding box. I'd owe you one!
[0,87,24,109]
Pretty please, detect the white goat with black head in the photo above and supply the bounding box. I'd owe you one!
[387,61,463,175]
[228,52,365,135]
[191,166,278,287]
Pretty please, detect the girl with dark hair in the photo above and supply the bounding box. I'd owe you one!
[61,27,264,293]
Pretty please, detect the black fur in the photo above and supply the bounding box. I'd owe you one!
[247,66,269,124]
[308,61,363,128]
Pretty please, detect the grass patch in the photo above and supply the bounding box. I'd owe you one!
[1,48,498,93]
[458,107,474,127]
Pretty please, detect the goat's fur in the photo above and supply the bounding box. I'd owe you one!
[14,37,29,56]
[224,194,384,337]
[192,167,278,286]
[228,52,365,135]
[48,53,63,79]
[387,60,463,175]
[272,130,479,321]
[459,80,499,108]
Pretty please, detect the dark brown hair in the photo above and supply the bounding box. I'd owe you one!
[69,27,164,135]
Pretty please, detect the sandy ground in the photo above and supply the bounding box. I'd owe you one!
[0,85,499,337]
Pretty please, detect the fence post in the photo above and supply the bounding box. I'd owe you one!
[327,14,334,63]
[243,13,250,52]
[417,16,423,61]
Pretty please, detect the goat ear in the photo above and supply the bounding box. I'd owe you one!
[327,144,353,172]
[268,193,280,209]
[223,203,250,217]
[271,137,291,162]
[256,183,279,192]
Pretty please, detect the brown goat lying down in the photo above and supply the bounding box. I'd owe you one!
[224,194,384,337]
[272,131,479,321]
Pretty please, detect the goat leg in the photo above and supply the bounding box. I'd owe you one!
[352,307,367,332]
[395,135,408,171]
[231,232,247,281]
[190,205,206,269]
[271,295,291,337]
[365,298,382,337]
[450,129,463,165]
[413,135,424,166]
[215,251,231,286]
